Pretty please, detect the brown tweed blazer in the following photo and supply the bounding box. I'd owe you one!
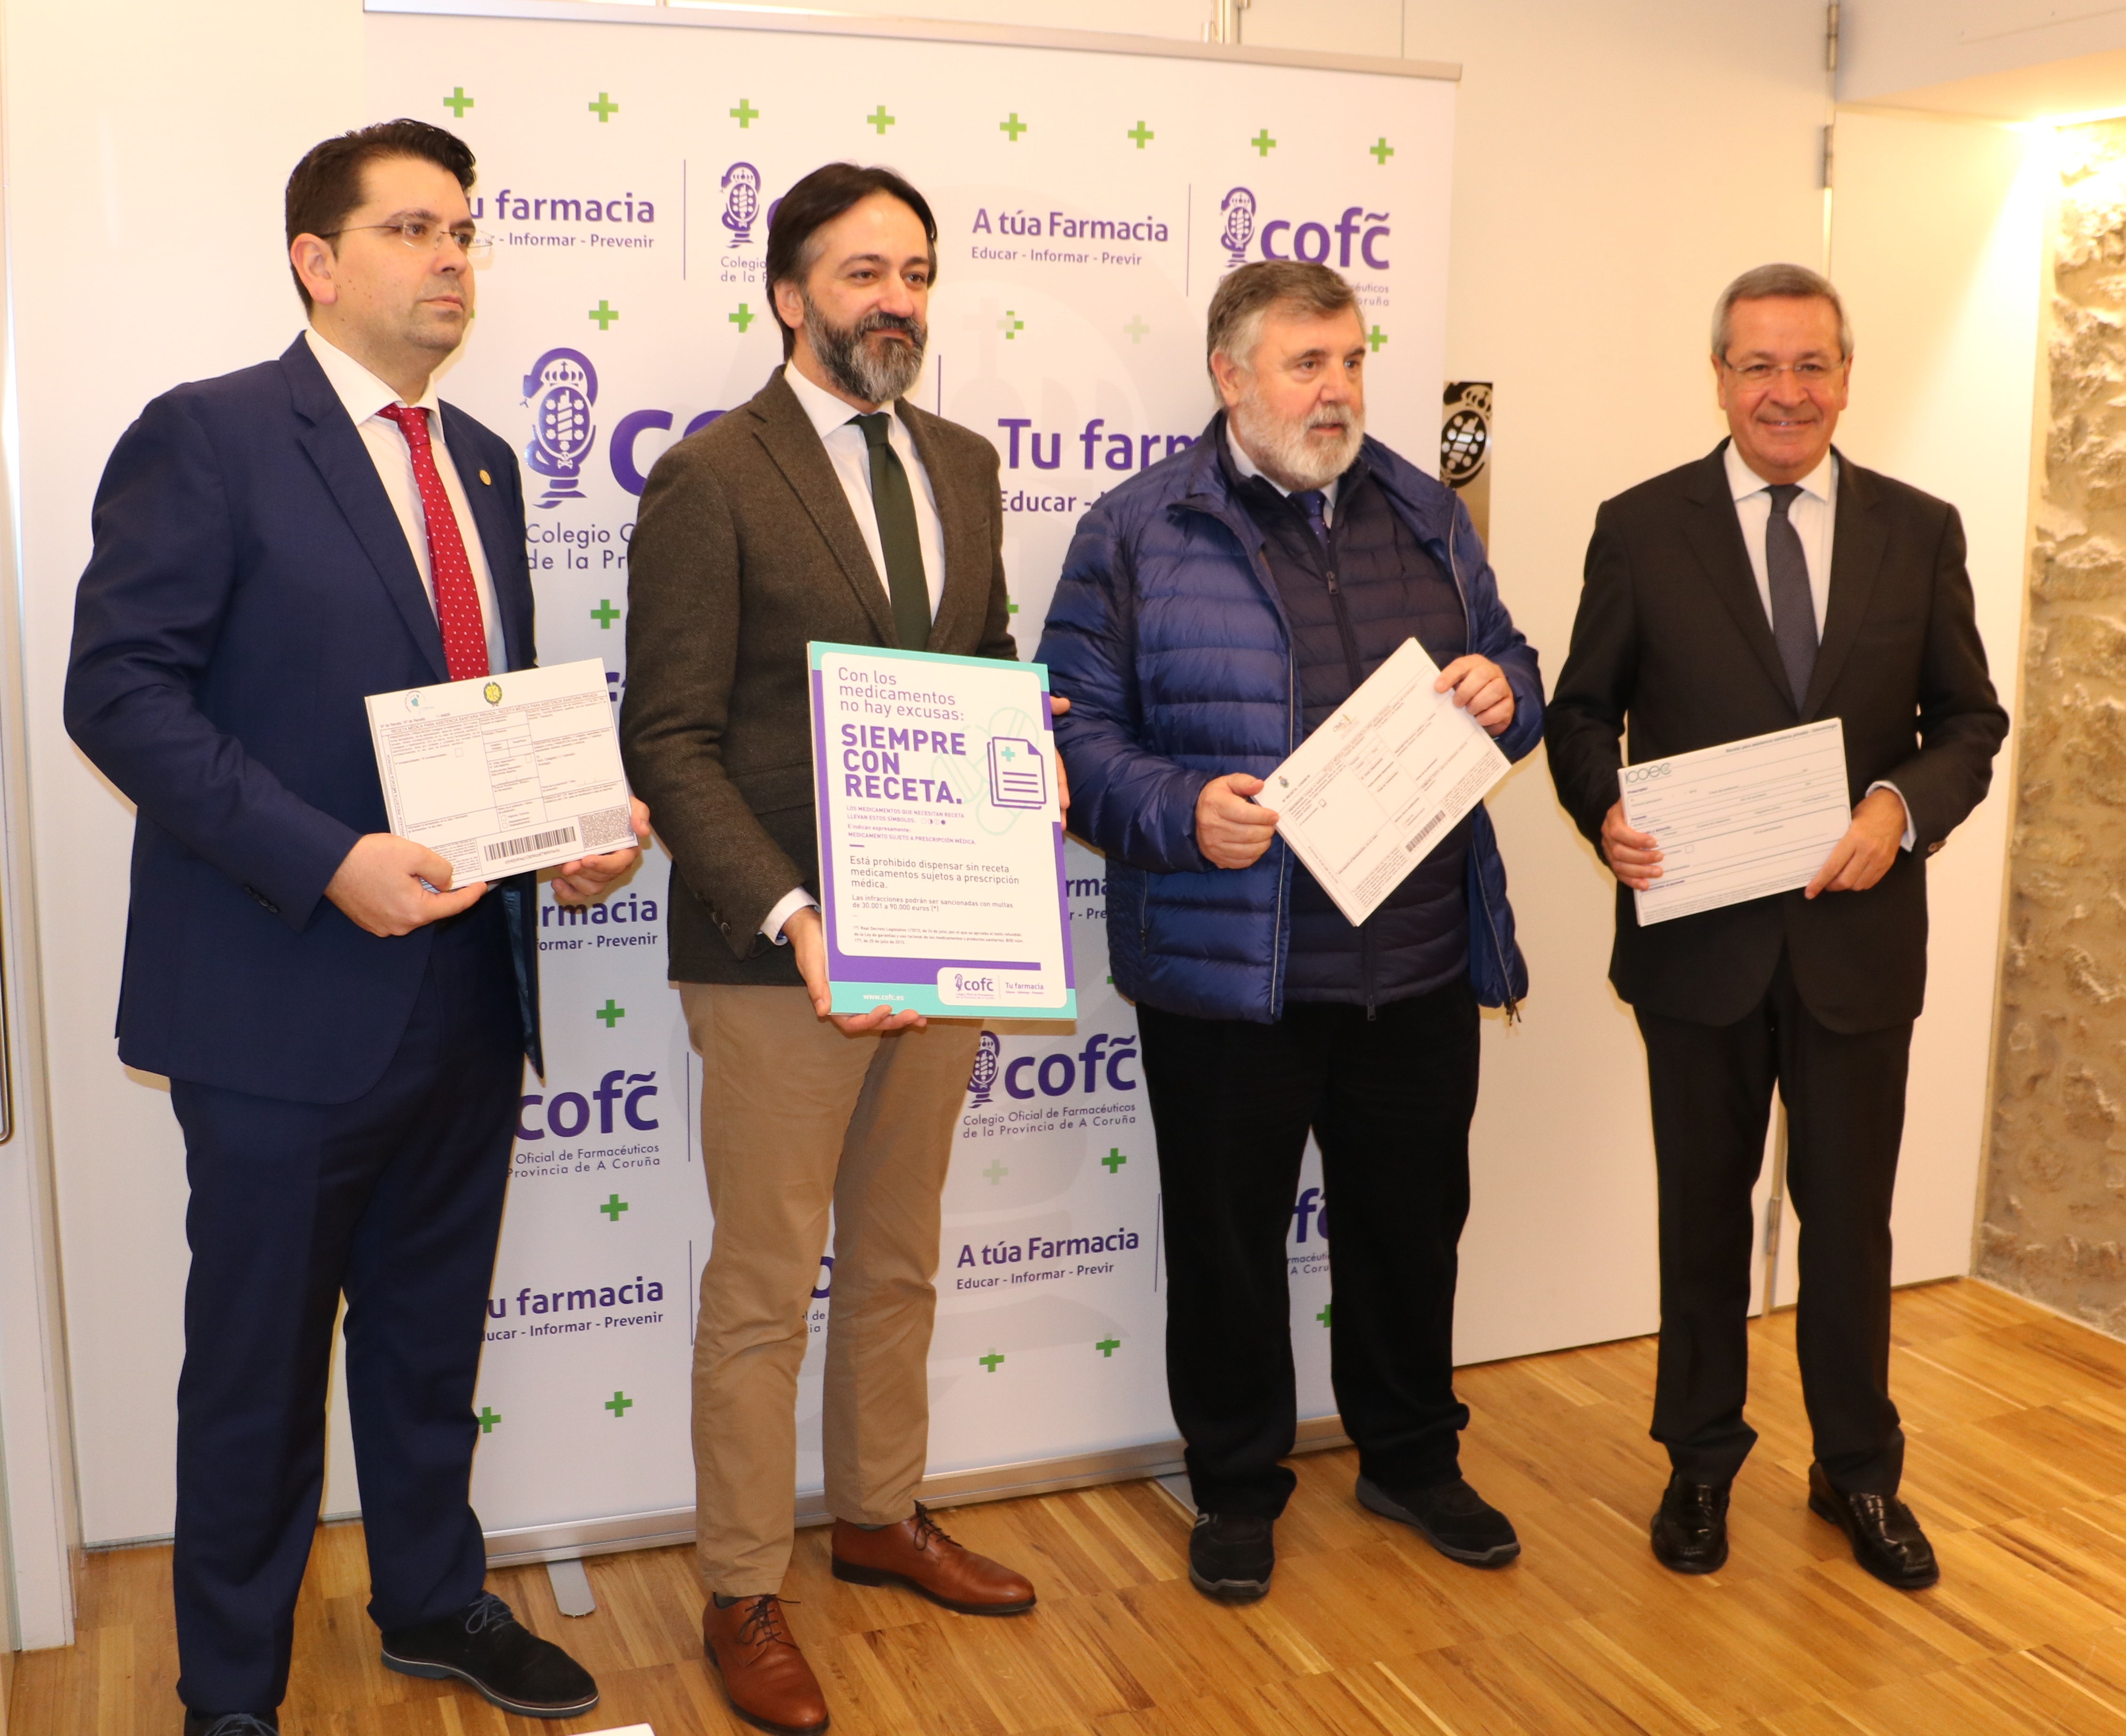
[620,367,1017,986]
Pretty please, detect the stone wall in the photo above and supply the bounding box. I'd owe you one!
[1981,118,2126,1333]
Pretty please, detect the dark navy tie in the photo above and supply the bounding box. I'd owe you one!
[1765,483,1817,708]
[1294,489,1330,549]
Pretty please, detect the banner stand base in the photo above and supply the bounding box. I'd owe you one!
[483,1415,1352,1569]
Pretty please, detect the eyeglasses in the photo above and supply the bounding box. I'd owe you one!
[321,219,494,264]
[1717,357,1844,387]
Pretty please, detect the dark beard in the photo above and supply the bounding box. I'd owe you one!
[804,298,927,405]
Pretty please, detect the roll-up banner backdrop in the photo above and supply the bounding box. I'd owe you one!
[361,0,1456,1558]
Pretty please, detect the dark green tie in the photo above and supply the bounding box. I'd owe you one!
[852,412,931,652]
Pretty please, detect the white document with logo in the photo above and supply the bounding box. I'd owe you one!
[1620,718,1852,926]
[365,657,635,881]
[1264,637,1511,928]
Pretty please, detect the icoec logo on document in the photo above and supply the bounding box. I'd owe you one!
[484,682,503,705]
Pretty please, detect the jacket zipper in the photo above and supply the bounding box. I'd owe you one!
[1444,529,1519,1021]
[1319,523,1379,1020]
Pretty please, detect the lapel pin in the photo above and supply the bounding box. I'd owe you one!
[479,469,493,485]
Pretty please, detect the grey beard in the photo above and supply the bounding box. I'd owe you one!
[804,299,926,405]
[1230,392,1364,492]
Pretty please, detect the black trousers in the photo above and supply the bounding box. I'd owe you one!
[168,897,522,1714]
[1138,979,1480,1518]
[1637,948,1911,1495]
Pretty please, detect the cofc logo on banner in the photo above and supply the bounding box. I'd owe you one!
[519,1069,660,1138]
[1000,1031,1139,1099]
[1219,188,1390,270]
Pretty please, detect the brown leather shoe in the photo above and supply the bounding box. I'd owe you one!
[701,1595,828,1735]
[830,1503,1036,1614]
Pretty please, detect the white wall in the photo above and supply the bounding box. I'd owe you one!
[1841,0,2126,111]
[6,0,1978,1561]
[1820,109,2046,1292]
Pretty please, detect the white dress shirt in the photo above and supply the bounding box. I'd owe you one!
[1726,440,1833,639]
[783,362,947,617]
[1725,440,1911,849]
[763,365,951,944]
[304,327,507,674]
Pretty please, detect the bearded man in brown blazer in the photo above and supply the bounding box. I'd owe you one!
[622,163,1035,1735]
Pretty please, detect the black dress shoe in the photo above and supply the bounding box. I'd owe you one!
[1807,1462,1938,1590]
[1649,1473,1730,1573]
[1356,1474,1520,1566]
[183,1716,279,1736]
[1188,1512,1274,1602]
[381,1590,600,1718]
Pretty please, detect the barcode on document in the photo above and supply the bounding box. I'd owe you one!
[485,824,577,863]
[1404,813,1445,854]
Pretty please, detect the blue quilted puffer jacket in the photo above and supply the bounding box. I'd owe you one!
[1036,419,1542,1024]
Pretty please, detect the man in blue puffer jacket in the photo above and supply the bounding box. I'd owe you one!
[1038,261,1542,1603]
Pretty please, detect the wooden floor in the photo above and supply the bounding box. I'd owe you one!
[19,1278,2126,1736]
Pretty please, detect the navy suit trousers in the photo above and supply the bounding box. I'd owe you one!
[169,895,521,1714]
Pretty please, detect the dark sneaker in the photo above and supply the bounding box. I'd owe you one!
[381,1590,599,1719]
[1187,1512,1274,1602]
[1357,1474,1520,1567]
[183,1717,279,1736]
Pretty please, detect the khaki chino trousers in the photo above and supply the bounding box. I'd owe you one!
[681,982,980,1595]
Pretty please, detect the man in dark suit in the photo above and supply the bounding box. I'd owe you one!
[65,121,642,1735]
[1547,263,2007,1591]
[622,163,1035,1736]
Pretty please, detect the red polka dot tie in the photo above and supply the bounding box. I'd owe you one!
[378,404,490,681]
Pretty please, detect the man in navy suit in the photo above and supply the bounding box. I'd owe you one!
[65,121,644,1736]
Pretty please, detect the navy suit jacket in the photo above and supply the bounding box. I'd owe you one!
[66,335,543,1104]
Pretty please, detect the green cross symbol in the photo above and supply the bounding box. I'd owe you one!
[1250,128,1277,157]
[591,599,620,628]
[1001,112,1028,141]
[588,300,619,331]
[444,87,474,119]
[1366,325,1388,354]
[1369,136,1394,166]
[595,998,625,1027]
[1102,1147,1127,1174]
[1123,315,1149,343]
[1000,744,1017,761]
[589,91,619,123]
[600,1192,629,1222]
[730,302,755,333]
[978,1351,1004,1373]
[1127,120,1155,149]
[1096,1337,1120,1357]
[477,1405,501,1432]
[1316,1304,1332,1327]
[984,1158,1009,1185]
[865,104,895,134]
[605,1390,633,1417]
[731,97,759,128]
[1000,310,1024,340]
[1007,600,1020,614]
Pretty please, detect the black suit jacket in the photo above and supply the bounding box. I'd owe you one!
[1546,441,2007,1033]
[66,335,543,1102]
